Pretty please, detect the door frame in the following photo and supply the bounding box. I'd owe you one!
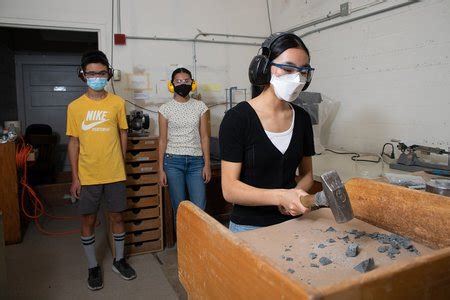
[0,18,107,53]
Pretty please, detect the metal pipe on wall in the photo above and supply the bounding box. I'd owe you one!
[117,0,121,33]
[126,34,263,81]
[286,11,343,33]
[298,0,419,38]
[114,0,266,85]
[191,31,265,78]
[194,32,266,40]
[285,0,387,33]
[126,35,261,46]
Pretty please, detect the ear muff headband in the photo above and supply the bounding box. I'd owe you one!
[248,32,312,91]
[167,80,197,93]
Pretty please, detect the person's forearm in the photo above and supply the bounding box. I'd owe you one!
[158,139,167,172]
[222,173,283,207]
[296,172,314,192]
[201,136,210,167]
[68,139,79,181]
[120,130,127,160]
[295,156,314,192]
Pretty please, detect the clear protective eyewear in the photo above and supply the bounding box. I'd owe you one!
[271,62,315,82]
[84,70,109,78]
[173,78,193,85]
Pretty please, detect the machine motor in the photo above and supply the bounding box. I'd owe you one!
[126,110,150,137]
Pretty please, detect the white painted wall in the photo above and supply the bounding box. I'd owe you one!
[0,0,270,136]
[113,0,270,135]
[2,0,447,153]
[269,0,450,154]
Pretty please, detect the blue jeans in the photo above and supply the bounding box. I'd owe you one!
[163,154,206,224]
[229,221,262,233]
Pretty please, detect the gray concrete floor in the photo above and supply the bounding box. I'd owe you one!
[4,199,185,299]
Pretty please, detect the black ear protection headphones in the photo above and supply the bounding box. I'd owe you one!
[77,50,114,82]
[248,32,312,91]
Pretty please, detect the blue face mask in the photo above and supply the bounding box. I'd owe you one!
[87,78,108,91]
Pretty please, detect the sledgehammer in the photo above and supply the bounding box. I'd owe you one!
[300,170,354,223]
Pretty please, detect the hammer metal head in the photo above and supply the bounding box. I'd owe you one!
[320,170,354,223]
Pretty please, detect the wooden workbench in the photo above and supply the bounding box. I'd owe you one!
[177,178,450,299]
[0,142,21,244]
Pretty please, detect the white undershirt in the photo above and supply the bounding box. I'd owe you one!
[264,105,295,154]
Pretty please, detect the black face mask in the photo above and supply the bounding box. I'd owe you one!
[174,84,192,98]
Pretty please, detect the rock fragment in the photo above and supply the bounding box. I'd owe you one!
[345,243,359,257]
[319,257,333,266]
[354,258,375,273]
[377,246,389,253]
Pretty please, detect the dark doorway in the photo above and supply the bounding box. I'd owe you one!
[0,27,98,176]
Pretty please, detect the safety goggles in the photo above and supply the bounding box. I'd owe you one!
[173,78,193,85]
[271,63,315,82]
[83,70,110,78]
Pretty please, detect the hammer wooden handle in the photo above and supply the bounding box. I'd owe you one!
[299,194,320,211]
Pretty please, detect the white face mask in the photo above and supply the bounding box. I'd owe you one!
[270,73,306,102]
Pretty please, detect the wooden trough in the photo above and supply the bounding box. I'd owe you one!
[177,178,450,299]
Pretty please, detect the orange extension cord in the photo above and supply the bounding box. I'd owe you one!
[15,138,99,236]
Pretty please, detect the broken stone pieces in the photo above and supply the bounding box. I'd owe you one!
[377,246,389,253]
[325,226,336,232]
[387,246,401,259]
[319,257,333,266]
[347,229,366,239]
[338,235,350,243]
[345,243,359,257]
[353,257,375,273]
[309,252,317,260]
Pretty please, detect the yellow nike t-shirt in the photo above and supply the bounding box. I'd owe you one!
[66,93,128,185]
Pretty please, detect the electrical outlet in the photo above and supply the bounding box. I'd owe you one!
[113,69,121,81]
[340,2,350,16]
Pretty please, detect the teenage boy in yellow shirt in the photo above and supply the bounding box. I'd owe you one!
[67,50,136,291]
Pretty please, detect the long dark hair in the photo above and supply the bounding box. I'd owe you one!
[171,67,192,83]
[252,35,310,98]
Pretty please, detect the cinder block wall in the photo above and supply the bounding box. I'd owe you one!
[270,0,450,154]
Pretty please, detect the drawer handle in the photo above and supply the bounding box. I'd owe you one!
[130,162,139,167]
[129,150,140,156]
[131,186,141,191]
[132,174,141,180]
[135,242,143,247]
[133,220,142,225]
[132,208,141,214]
[130,197,140,203]
[132,140,139,145]
[134,231,143,236]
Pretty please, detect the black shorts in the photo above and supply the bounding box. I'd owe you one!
[79,181,127,215]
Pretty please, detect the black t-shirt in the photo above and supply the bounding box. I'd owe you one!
[219,101,315,226]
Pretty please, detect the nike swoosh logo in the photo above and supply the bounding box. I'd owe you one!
[81,119,108,131]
